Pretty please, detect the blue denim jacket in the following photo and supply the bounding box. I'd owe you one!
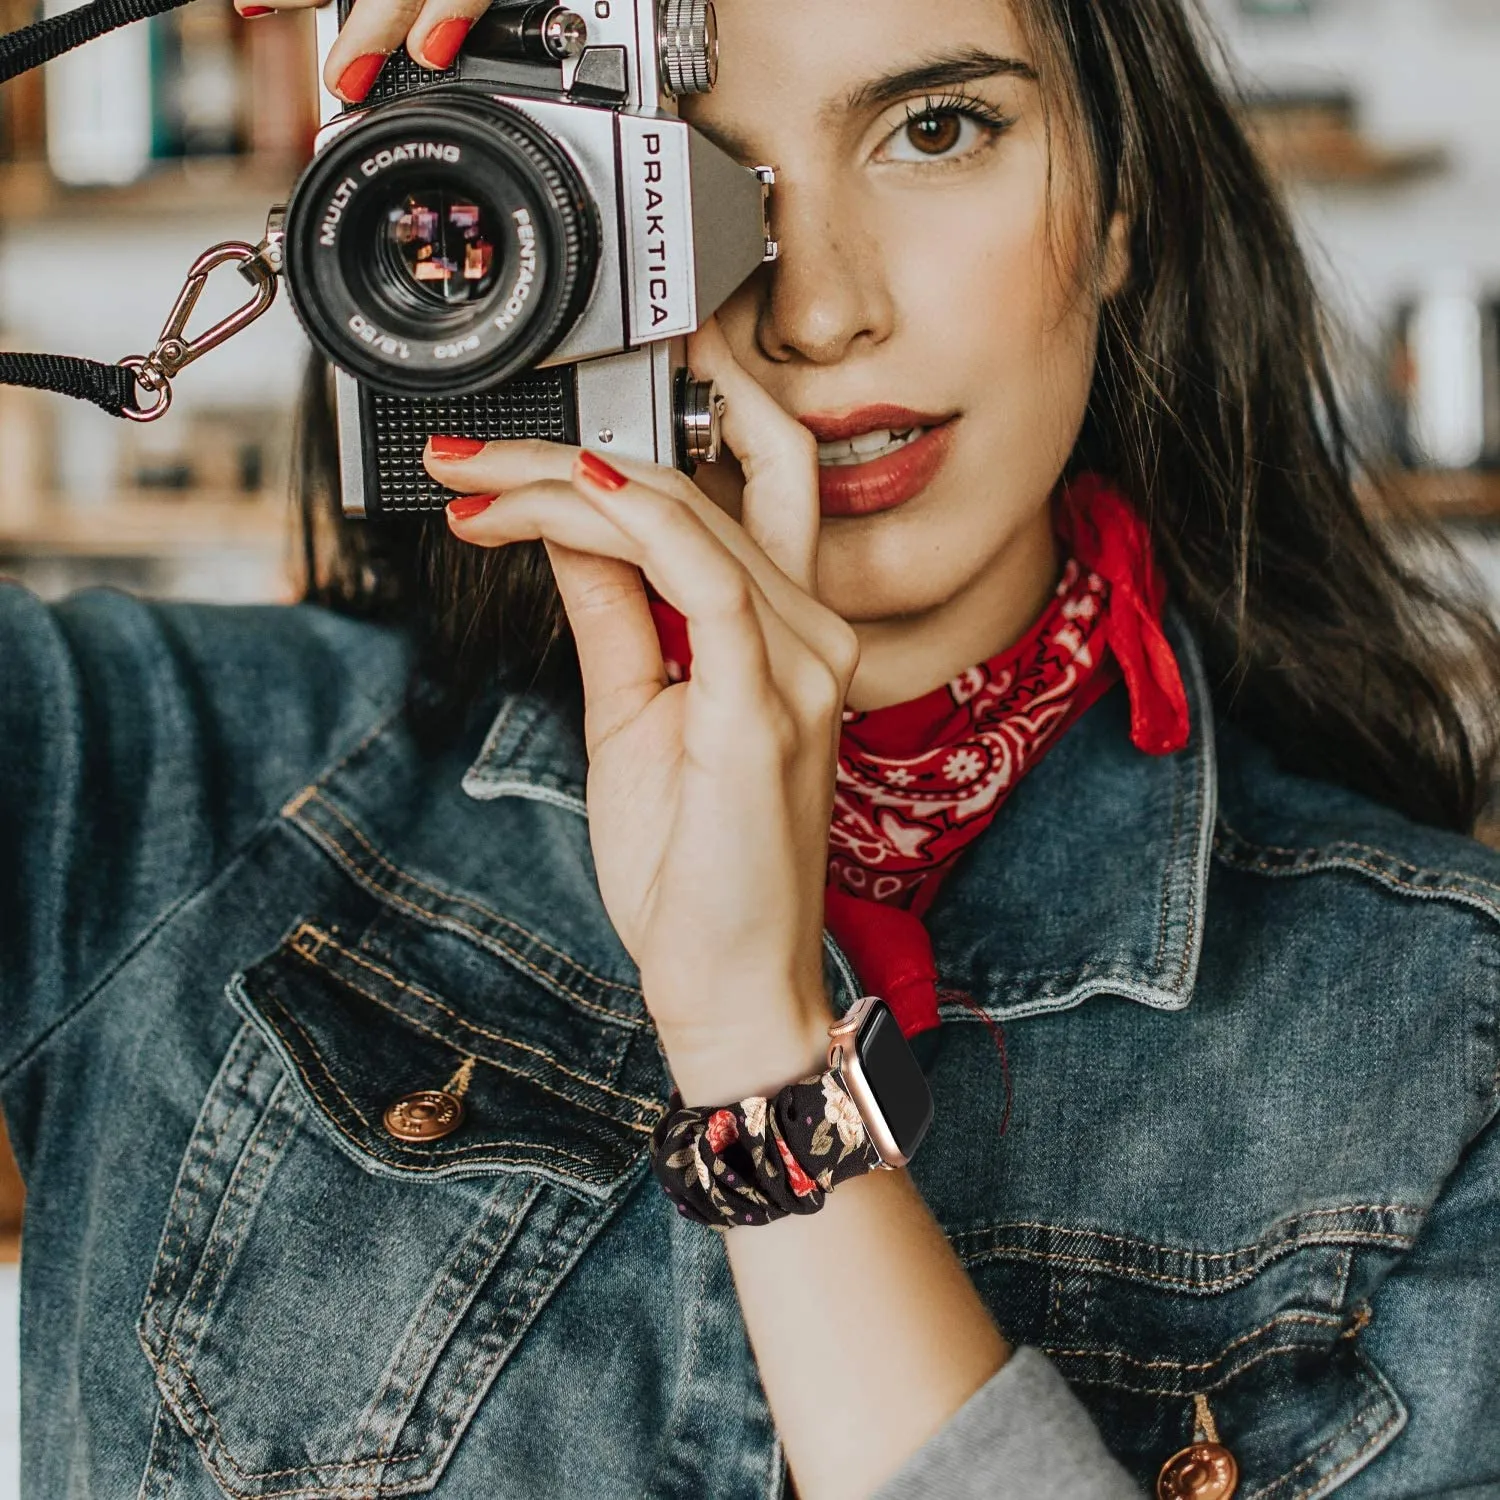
[3,581,1499,1499]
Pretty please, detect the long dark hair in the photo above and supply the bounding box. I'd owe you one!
[295,0,1500,833]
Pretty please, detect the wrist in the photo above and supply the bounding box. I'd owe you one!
[656,990,835,1107]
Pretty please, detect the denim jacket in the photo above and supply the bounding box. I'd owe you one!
[3,581,1499,1500]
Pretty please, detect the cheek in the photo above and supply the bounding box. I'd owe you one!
[884,171,1099,454]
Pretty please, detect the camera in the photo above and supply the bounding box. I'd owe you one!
[278,0,776,518]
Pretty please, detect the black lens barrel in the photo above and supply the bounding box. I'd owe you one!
[283,91,599,397]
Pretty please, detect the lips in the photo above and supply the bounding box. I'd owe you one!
[800,406,958,518]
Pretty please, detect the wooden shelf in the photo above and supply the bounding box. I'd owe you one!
[1371,470,1500,523]
[0,156,304,225]
[1242,99,1448,188]
[0,493,293,558]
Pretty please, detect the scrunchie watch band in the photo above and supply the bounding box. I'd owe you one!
[651,1071,885,1228]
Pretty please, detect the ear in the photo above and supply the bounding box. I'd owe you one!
[1100,208,1132,300]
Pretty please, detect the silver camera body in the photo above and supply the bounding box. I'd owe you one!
[283,0,775,517]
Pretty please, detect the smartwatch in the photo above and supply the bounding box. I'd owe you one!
[826,996,934,1168]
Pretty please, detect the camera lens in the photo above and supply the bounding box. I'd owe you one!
[381,190,501,309]
[282,91,600,397]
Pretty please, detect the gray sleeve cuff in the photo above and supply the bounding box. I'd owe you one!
[870,1346,1144,1500]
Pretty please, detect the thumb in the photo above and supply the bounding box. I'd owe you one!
[688,318,821,596]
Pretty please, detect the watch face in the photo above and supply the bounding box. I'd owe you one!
[856,1002,935,1160]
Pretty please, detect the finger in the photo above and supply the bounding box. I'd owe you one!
[235,0,322,16]
[323,0,423,101]
[404,0,493,69]
[427,435,817,627]
[451,467,779,726]
[542,541,669,755]
[567,453,785,729]
[688,317,821,596]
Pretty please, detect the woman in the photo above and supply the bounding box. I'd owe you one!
[4,0,1499,1494]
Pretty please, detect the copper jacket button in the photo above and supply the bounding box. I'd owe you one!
[1157,1442,1239,1500]
[383,1090,465,1142]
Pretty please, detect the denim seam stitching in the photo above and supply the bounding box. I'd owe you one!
[287,925,657,1118]
[1155,750,1187,976]
[426,1193,599,1446]
[146,1315,428,1482]
[140,1024,264,1328]
[258,992,621,1174]
[1044,1309,1343,1374]
[267,952,657,1137]
[352,1180,539,1477]
[1,704,407,1086]
[960,1238,1415,1294]
[286,802,643,1031]
[954,1204,1422,1259]
[143,1102,433,1484]
[1160,609,1216,993]
[1213,823,1500,923]
[167,1077,301,1352]
[296,789,642,1004]
[1241,1358,1400,1500]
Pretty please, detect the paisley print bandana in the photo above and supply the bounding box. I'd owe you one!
[647,473,1190,1039]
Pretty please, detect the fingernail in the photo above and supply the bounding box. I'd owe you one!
[335,52,386,103]
[422,16,472,68]
[429,434,486,460]
[447,494,498,520]
[238,5,274,15]
[578,450,629,492]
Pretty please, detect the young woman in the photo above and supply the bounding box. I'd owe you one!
[4,0,1499,1496]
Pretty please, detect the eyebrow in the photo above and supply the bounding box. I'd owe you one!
[835,48,1039,118]
[687,47,1040,164]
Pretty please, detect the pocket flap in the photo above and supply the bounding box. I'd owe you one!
[231,920,666,1198]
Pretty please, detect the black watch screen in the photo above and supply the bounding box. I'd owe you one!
[857,1001,935,1161]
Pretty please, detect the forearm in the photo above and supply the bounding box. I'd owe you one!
[726,1165,1011,1500]
[665,994,1010,1500]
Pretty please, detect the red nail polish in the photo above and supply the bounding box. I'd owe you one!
[429,434,486,460]
[422,16,472,68]
[238,5,274,15]
[578,450,629,492]
[447,494,498,520]
[336,52,386,103]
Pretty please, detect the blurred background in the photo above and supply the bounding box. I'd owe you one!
[2,0,1500,1492]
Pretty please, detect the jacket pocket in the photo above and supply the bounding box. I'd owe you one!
[137,918,665,1500]
[955,1217,1411,1498]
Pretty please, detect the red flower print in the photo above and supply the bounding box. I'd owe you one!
[776,1138,817,1197]
[705,1109,739,1154]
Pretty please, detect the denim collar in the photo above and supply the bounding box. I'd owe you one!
[461,611,1217,1022]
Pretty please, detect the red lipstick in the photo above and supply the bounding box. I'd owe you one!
[801,406,958,518]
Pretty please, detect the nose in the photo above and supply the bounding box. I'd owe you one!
[754,182,895,366]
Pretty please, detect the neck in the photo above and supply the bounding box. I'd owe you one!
[844,505,1061,712]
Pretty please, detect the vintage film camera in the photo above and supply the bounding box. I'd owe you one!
[278,0,776,517]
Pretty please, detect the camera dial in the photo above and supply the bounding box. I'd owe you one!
[282,92,600,397]
[658,0,718,96]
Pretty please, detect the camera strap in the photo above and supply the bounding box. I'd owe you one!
[0,0,193,85]
[0,0,282,418]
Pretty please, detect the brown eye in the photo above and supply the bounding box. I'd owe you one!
[905,112,963,157]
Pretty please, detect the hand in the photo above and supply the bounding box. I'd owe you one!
[233,0,490,104]
[424,322,860,1103]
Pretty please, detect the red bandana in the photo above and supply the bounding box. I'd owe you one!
[648,473,1190,1039]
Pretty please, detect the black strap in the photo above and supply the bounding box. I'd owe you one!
[0,353,140,416]
[0,0,194,412]
[0,0,195,86]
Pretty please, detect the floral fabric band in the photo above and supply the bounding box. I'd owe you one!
[649,1071,885,1227]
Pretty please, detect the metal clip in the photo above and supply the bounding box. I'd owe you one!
[754,165,779,264]
[120,232,281,423]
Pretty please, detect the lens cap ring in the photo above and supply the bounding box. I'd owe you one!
[284,92,600,397]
